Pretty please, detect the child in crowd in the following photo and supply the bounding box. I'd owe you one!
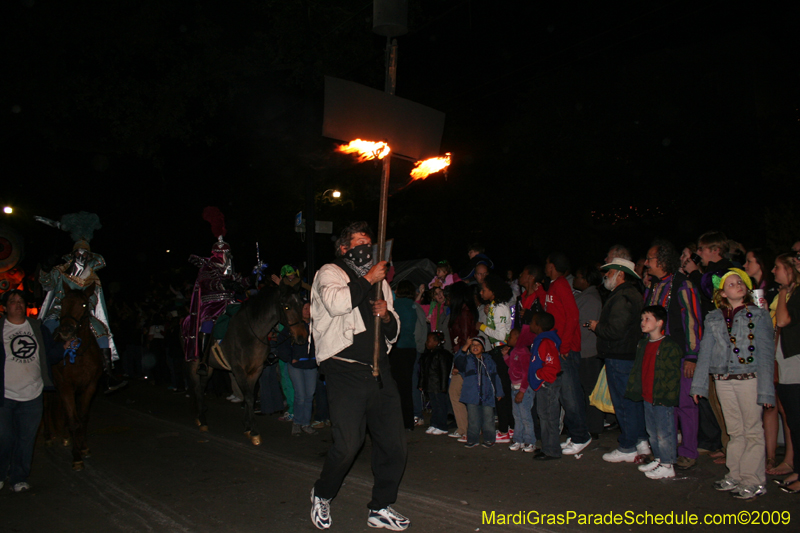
[429,260,459,289]
[690,268,774,499]
[505,328,536,452]
[419,332,454,435]
[454,337,505,448]
[476,274,513,349]
[527,312,563,461]
[625,306,682,479]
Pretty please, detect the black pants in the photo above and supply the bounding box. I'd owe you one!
[314,367,408,510]
[389,348,417,429]
[697,396,723,451]
[493,355,514,433]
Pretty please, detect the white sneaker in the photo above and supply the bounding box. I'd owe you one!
[447,431,462,438]
[522,444,537,453]
[645,464,675,479]
[226,394,237,401]
[562,438,591,455]
[425,426,436,434]
[509,442,524,451]
[310,488,332,529]
[430,428,448,435]
[495,431,511,443]
[413,416,425,427]
[638,459,661,472]
[229,396,243,404]
[560,438,573,449]
[11,482,30,493]
[603,449,638,463]
[457,435,467,443]
[368,506,410,530]
[636,440,652,456]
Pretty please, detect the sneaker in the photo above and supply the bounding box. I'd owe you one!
[425,426,436,434]
[464,442,479,448]
[495,431,511,443]
[302,425,318,435]
[675,456,697,470]
[226,394,237,401]
[430,428,448,436]
[732,485,766,499]
[482,441,494,448]
[310,488,332,529]
[11,482,30,493]
[509,442,524,451]
[638,459,661,472]
[413,416,425,427]
[311,421,326,429]
[278,412,294,422]
[603,449,638,463]
[368,506,410,531]
[448,431,463,439]
[457,435,467,443]
[508,428,514,438]
[636,440,652,456]
[229,396,243,404]
[713,478,739,492]
[292,423,302,436]
[560,437,574,449]
[562,437,591,456]
[645,464,675,479]
[523,444,537,453]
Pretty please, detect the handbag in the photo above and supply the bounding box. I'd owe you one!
[589,366,615,414]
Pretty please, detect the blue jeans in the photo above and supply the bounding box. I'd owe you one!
[644,402,676,465]
[259,364,284,415]
[0,394,44,485]
[536,377,562,457]
[559,351,591,443]
[466,404,495,445]
[412,352,423,418]
[287,365,318,427]
[429,392,449,431]
[512,387,536,445]
[605,358,647,452]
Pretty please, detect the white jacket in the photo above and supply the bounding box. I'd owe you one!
[310,263,399,363]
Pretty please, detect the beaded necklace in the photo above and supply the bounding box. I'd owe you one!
[725,305,755,364]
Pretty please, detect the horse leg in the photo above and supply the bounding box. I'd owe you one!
[57,385,84,470]
[74,383,98,460]
[42,391,57,446]
[188,360,211,432]
[232,365,260,445]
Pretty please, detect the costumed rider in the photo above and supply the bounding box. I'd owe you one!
[182,207,249,376]
[36,212,125,393]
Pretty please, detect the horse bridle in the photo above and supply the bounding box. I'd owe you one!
[246,301,303,347]
[59,303,90,342]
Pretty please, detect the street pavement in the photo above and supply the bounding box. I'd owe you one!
[1,378,796,532]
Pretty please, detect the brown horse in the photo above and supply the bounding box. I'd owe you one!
[187,284,307,445]
[51,284,103,470]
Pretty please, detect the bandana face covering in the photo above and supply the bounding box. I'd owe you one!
[343,244,374,277]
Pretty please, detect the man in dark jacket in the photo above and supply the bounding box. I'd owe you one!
[589,258,649,463]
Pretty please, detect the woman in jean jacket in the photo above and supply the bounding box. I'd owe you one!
[690,269,774,500]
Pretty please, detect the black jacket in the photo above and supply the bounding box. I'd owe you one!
[596,281,644,360]
[418,347,453,394]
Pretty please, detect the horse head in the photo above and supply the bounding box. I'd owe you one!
[278,284,308,345]
[57,284,95,342]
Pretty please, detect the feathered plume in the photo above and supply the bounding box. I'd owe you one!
[202,207,226,239]
[59,212,102,243]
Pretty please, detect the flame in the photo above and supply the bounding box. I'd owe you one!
[410,153,451,180]
[336,139,391,162]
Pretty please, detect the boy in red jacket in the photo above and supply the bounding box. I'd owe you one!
[528,312,564,461]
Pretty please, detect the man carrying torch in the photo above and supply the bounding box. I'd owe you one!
[308,221,410,531]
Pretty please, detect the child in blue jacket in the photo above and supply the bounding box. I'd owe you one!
[454,337,505,448]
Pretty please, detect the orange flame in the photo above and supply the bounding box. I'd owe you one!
[410,153,451,180]
[336,139,391,162]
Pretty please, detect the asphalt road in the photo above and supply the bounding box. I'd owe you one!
[2,378,796,533]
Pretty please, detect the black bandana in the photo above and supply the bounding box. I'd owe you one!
[342,244,373,277]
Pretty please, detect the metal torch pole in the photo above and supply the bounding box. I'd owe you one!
[372,37,398,382]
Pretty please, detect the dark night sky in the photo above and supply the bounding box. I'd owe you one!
[3,0,798,295]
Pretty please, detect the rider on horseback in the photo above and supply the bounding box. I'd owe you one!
[183,207,249,375]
